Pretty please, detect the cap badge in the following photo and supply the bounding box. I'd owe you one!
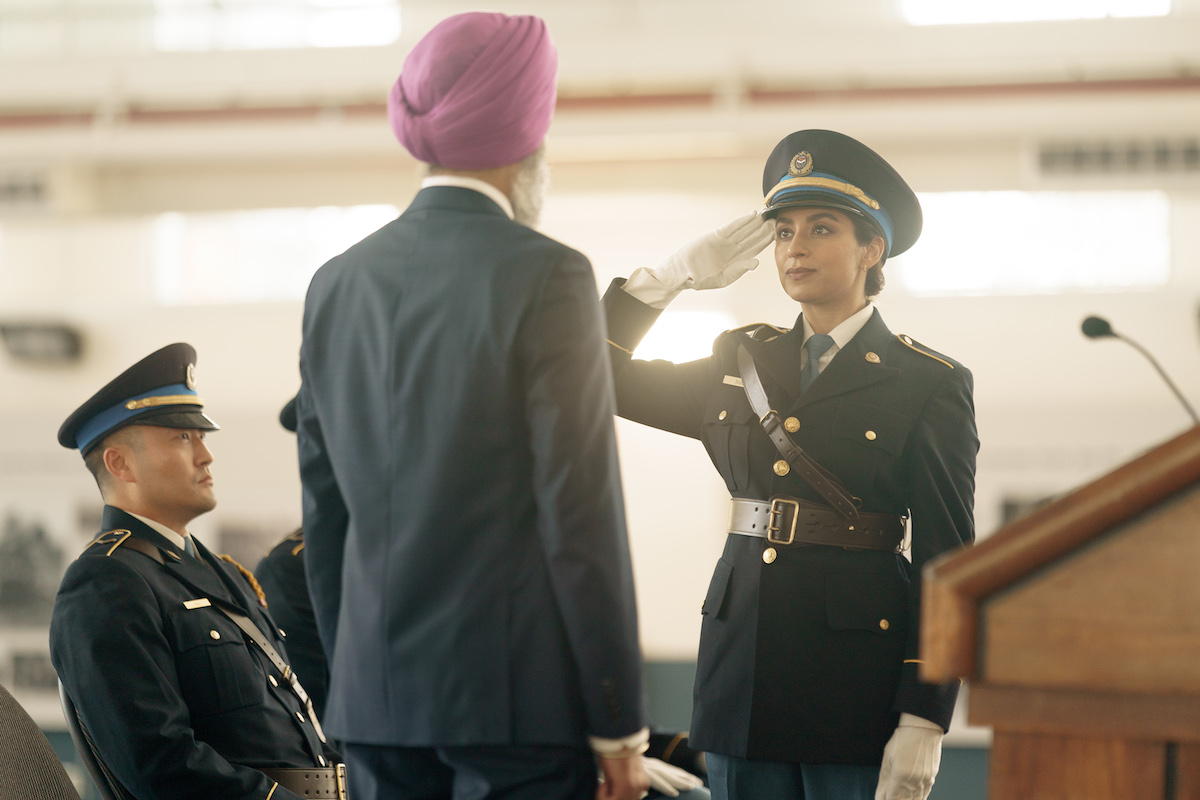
[788,151,814,178]
[185,363,197,390]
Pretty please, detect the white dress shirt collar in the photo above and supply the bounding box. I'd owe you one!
[420,175,514,220]
[127,510,190,552]
[800,302,876,373]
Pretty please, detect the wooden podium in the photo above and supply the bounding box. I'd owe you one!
[922,426,1200,800]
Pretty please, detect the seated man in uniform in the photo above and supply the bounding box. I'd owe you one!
[50,343,346,800]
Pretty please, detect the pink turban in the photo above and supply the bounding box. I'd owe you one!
[388,12,558,170]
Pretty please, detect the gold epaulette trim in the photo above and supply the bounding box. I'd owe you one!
[897,335,953,369]
[84,529,131,557]
[291,542,305,556]
[82,530,178,564]
[606,338,634,356]
[727,322,789,343]
[219,554,268,608]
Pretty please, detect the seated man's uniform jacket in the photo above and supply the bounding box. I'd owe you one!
[51,506,336,800]
[254,529,329,722]
[603,282,978,766]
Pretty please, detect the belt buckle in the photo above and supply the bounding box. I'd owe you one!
[767,497,799,546]
[335,763,348,800]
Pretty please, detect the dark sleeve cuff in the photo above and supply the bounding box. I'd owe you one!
[601,278,664,356]
[892,661,960,731]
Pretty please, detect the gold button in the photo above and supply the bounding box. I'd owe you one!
[319,755,327,767]
[718,410,727,420]
[296,711,305,723]
[209,630,220,640]
[901,335,913,345]
[278,629,286,637]
[865,430,877,441]
[763,547,777,564]
[773,460,790,476]
[784,417,800,433]
[865,352,880,364]
[879,619,890,631]
[268,675,278,687]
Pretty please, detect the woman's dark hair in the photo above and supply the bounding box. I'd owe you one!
[850,214,887,298]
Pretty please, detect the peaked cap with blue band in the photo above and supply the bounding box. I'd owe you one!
[762,129,922,261]
[58,342,219,454]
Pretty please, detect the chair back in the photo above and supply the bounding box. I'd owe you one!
[57,681,135,800]
[0,680,81,799]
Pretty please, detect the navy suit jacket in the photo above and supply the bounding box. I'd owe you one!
[297,186,644,746]
[50,506,331,800]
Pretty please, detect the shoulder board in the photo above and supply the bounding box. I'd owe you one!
[286,528,304,555]
[81,530,179,564]
[726,322,790,343]
[896,334,954,369]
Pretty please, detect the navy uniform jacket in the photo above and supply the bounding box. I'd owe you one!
[603,282,978,766]
[50,507,335,800]
[253,529,328,723]
[297,186,644,746]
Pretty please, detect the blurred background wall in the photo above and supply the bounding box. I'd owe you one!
[2,1,1199,795]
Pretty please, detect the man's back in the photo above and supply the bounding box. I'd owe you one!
[299,185,643,747]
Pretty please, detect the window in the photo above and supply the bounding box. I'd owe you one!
[900,0,1169,25]
[890,191,1170,296]
[153,204,398,305]
[153,0,401,51]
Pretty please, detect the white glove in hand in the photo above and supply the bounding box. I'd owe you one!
[623,210,776,308]
[641,756,704,798]
[874,713,944,800]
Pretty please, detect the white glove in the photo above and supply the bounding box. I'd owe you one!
[874,713,944,800]
[623,210,776,308]
[641,756,704,798]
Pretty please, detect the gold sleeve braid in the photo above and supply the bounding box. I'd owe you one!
[218,554,268,608]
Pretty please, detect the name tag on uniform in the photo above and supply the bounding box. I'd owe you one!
[183,598,212,610]
[722,375,744,388]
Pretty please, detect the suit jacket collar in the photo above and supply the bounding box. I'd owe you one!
[101,506,255,615]
[745,307,901,411]
[405,185,511,219]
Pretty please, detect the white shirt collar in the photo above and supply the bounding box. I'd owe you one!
[127,510,190,552]
[420,175,514,220]
[801,302,875,350]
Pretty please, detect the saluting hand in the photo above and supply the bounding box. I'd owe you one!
[874,713,944,800]
[622,210,776,308]
[596,754,651,800]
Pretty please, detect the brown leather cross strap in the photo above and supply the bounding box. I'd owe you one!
[736,344,861,520]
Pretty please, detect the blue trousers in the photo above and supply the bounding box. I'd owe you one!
[707,752,879,800]
[344,742,597,800]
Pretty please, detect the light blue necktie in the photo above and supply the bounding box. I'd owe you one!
[800,333,835,394]
[183,535,197,559]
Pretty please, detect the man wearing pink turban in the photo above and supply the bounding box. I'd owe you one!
[297,12,651,800]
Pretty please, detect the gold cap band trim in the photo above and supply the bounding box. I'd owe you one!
[765,176,880,211]
[125,394,204,411]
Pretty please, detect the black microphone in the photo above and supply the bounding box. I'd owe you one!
[1081,315,1199,425]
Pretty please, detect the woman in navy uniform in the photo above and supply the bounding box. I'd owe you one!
[601,130,978,800]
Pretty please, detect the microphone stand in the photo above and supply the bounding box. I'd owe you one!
[1111,332,1200,426]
